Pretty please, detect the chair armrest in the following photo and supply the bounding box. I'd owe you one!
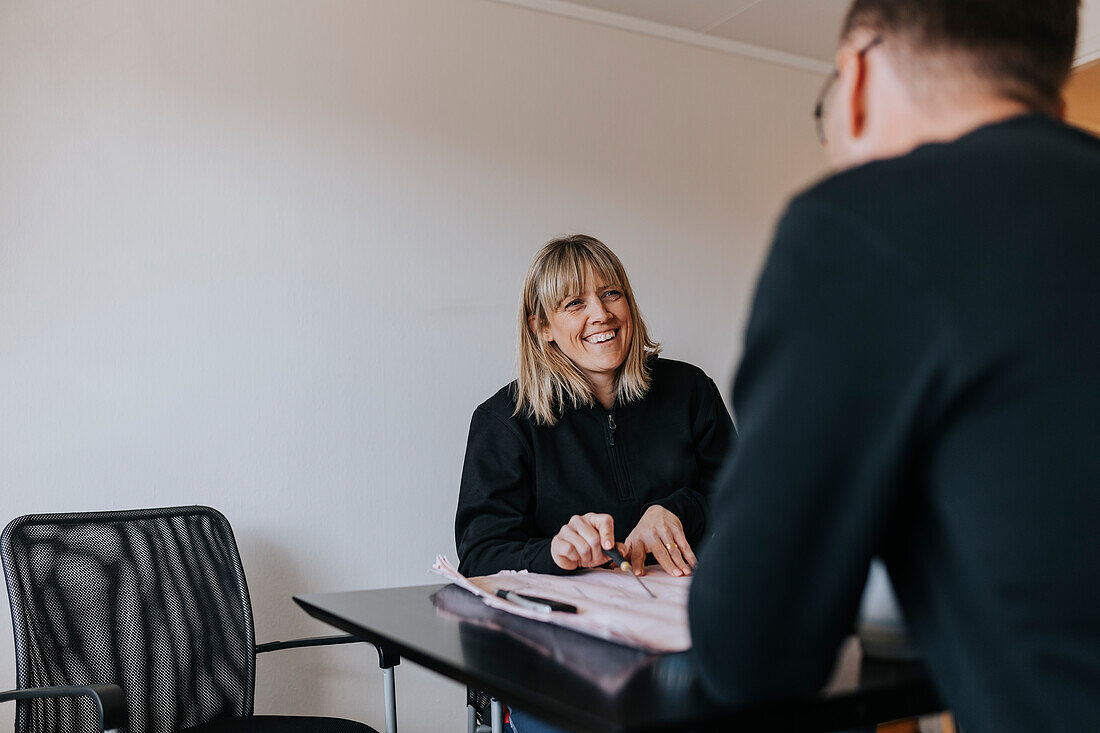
[0,684,126,731]
[255,633,361,654]
[256,634,399,668]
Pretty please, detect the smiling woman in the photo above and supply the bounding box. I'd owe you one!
[454,235,736,732]
[454,234,736,581]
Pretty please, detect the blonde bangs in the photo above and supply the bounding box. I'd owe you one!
[515,235,661,426]
[534,246,624,321]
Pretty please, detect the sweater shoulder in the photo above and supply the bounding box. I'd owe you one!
[474,382,525,424]
[649,356,712,390]
[646,357,718,409]
[785,115,1098,242]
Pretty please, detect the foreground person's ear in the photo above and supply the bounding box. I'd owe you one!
[844,42,872,141]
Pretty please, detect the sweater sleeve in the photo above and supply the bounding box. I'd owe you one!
[647,375,736,546]
[455,405,570,577]
[687,199,948,705]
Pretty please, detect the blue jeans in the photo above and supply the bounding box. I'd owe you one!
[507,707,570,733]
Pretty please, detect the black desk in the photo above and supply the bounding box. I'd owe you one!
[295,583,942,732]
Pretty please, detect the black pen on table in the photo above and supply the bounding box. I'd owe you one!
[496,589,578,614]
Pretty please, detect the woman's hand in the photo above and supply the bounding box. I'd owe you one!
[550,513,621,571]
[623,505,697,577]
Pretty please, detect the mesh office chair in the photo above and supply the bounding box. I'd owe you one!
[1,506,385,733]
[466,687,502,733]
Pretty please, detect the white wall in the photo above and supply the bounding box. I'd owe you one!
[1079,0,1100,64]
[0,0,825,729]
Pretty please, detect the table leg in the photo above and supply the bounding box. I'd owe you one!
[490,697,504,733]
[383,666,397,733]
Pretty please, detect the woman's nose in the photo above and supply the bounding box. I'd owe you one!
[589,300,612,322]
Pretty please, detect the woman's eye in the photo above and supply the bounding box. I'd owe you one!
[602,290,622,299]
[565,299,583,309]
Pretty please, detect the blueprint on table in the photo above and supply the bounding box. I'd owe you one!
[431,583,656,693]
[431,555,691,652]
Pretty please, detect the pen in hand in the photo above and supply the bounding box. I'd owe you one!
[605,546,657,599]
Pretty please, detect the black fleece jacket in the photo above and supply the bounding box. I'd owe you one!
[455,357,735,578]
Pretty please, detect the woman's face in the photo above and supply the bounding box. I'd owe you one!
[537,266,634,384]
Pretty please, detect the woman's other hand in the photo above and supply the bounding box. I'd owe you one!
[550,513,617,571]
[624,505,697,577]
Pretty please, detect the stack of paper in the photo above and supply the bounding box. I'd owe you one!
[431,555,691,653]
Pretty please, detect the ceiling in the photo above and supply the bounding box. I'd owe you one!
[545,0,850,65]
[495,0,1100,72]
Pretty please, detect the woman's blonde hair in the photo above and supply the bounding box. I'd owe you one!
[515,235,660,425]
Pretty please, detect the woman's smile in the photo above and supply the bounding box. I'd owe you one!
[583,329,618,345]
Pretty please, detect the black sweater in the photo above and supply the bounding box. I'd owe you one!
[689,115,1100,732]
[456,357,735,578]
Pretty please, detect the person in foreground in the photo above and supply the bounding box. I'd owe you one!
[689,1,1099,731]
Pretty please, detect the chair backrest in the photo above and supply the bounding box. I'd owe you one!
[1,506,257,733]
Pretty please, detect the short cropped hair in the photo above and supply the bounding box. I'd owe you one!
[515,235,660,426]
[841,0,1080,114]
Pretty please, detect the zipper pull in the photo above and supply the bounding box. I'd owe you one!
[607,413,616,446]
